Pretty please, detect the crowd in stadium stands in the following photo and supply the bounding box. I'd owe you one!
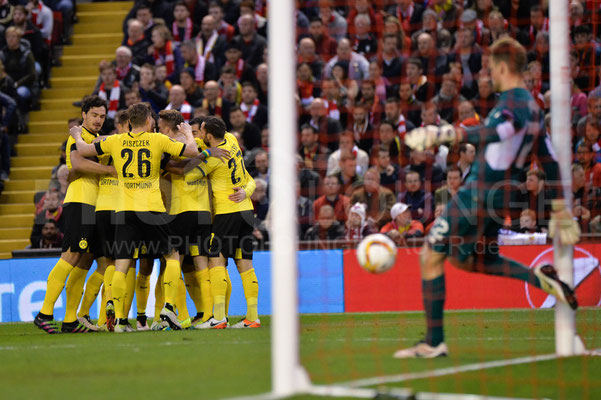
[22,0,601,249]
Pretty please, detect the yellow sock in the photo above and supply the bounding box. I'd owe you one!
[78,271,103,317]
[183,271,202,315]
[240,268,259,322]
[103,265,115,304]
[154,271,164,322]
[163,259,181,306]
[97,286,107,326]
[225,269,232,316]
[112,271,127,320]
[198,269,212,322]
[176,276,190,321]
[124,268,136,319]
[64,267,88,323]
[136,273,151,314]
[40,258,74,316]
[209,266,227,321]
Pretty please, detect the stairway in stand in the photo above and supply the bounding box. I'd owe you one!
[0,1,132,259]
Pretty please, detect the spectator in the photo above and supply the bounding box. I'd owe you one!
[298,37,324,81]
[350,167,396,229]
[179,68,202,107]
[251,177,269,221]
[304,204,346,241]
[251,149,269,185]
[576,121,601,163]
[357,79,383,127]
[515,169,552,231]
[452,26,482,92]
[239,0,267,38]
[384,97,413,137]
[350,13,378,59]
[572,163,596,232]
[220,65,242,106]
[377,120,405,167]
[434,166,462,206]
[318,0,347,41]
[518,5,548,50]
[0,91,16,181]
[130,3,155,42]
[413,32,449,81]
[230,106,261,151]
[201,80,231,125]
[381,202,424,245]
[113,46,140,89]
[255,63,268,106]
[327,131,369,177]
[324,38,370,81]
[232,14,266,68]
[472,75,497,119]
[375,146,400,193]
[406,57,435,103]
[575,142,601,189]
[297,63,319,115]
[171,1,197,46]
[165,85,193,122]
[576,91,601,143]
[305,98,343,153]
[306,17,337,62]
[387,0,424,37]
[26,0,52,44]
[335,151,360,195]
[432,73,467,123]
[424,203,446,235]
[457,100,478,125]
[179,40,217,87]
[398,170,433,224]
[240,82,267,129]
[93,62,126,120]
[32,190,64,234]
[329,61,359,111]
[313,175,350,224]
[299,123,330,175]
[136,63,168,114]
[368,61,389,105]
[457,142,475,182]
[406,148,444,189]
[147,24,183,79]
[350,102,375,153]
[379,34,403,84]
[398,79,422,127]
[382,16,412,54]
[0,27,36,111]
[124,19,151,67]
[195,14,225,68]
[208,2,235,41]
[30,219,63,249]
[9,6,46,86]
[223,40,255,84]
[346,202,376,240]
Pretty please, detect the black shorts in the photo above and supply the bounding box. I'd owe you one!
[209,210,254,260]
[95,210,117,258]
[113,211,174,259]
[169,211,212,256]
[61,202,98,254]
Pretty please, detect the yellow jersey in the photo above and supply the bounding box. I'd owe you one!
[196,134,255,215]
[64,127,100,206]
[95,154,120,212]
[95,131,185,212]
[169,139,211,215]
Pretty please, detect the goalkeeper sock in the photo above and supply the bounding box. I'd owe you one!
[479,255,541,289]
[240,268,259,321]
[154,270,165,322]
[422,275,445,347]
[176,276,190,321]
[209,267,227,321]
[103,264,115,305]
[198,269,212,322]
[78,271,103,317]
[64,267,88,323]
[184,271,202,315]
[40,258,75,316]
[163,259,181,306]
[112,271,127,320]
[136,273,151,315]
[225,268,232,316]
[123,267,136,318]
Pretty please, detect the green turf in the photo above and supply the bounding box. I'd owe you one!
[1,309,600,400]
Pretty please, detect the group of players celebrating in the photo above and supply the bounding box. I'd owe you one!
[33,95,260,333]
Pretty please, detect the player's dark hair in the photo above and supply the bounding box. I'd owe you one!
[158,109,184,131]
[129,103,151,127]
[81,95,108,114]
[204,116,226,139]
[489,37,527,74]
[189,117,204,127]
[115,109,130,126]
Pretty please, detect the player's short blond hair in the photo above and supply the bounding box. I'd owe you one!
[490,37,527,74]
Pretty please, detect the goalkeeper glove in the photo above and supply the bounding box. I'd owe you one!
[548,199,581,245]
[404,124,462,151]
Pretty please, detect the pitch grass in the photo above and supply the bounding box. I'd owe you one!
[0,309,600,400]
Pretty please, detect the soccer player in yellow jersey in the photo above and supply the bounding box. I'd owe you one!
[34,95,116,334]
[193,116,260,329]
[69,103,200,331]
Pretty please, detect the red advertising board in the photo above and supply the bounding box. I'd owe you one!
[343,244,601,312]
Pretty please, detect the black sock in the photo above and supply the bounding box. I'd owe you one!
[423,275,446,347]
[165,303,175,313]
[37,312,53,320]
